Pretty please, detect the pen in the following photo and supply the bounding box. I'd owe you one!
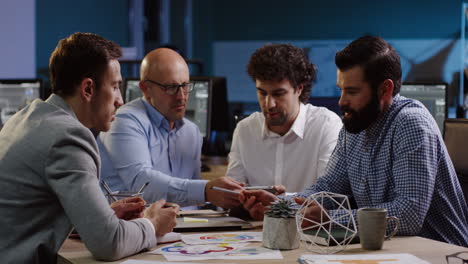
[101,180,117,202]
[245,186,276,193]
[245,186,274,190]
[137,182,150,194]
[211,186,241,195]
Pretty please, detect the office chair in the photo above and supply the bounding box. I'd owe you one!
[443,118,468,205]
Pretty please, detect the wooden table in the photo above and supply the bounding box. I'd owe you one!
[59,158,467,263]
[58,234,467,264]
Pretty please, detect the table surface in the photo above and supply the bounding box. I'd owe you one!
[59,157,466,263]
[58,233,467,264]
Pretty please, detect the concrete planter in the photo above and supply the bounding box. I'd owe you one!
[262,215,299,250]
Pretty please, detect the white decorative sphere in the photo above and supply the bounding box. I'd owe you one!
[295,191,358,254]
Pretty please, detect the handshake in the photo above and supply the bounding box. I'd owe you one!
[110,197,179,237]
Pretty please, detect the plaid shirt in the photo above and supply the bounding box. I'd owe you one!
[298,95,468,246]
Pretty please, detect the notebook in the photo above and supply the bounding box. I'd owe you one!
[174,216,253,232]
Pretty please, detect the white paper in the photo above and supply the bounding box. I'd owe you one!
[150,242,282,261]
[220,246,283,260]
[156,232,181,244]
[299,253,430,264]
[150,242,247,261]
[181,231,262,244]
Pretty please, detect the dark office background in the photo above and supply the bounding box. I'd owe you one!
[34,0,460,75]
[1,0,466,117]
[32,0,462,97]
[0,0,465,155]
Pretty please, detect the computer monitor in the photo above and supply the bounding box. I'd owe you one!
[400,82,447,134]
[123,78,141,103]
[123,77,213,139]
[0,79,43,126]
[191,76,229,134]
[185,77,212,139]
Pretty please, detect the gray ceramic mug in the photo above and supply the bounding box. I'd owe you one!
[357,208,400,250]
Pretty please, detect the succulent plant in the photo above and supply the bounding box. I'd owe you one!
[265,198,297,218]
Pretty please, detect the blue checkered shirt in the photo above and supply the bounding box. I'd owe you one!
[297,95,468,246]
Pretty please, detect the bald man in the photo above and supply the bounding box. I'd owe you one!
[98,48,243,209]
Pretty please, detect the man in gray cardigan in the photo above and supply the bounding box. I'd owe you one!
[0,32,178,263]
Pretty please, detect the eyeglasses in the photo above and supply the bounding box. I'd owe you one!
[144,79,193,95]
[446,251,468,264]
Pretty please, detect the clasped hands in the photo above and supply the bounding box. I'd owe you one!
[110,197,179,237]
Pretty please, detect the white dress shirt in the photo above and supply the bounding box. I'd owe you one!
[226,103,342,192]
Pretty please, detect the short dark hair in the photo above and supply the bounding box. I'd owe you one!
[335,36,402,96]
[49,32,122,97]
[247,44,316,103]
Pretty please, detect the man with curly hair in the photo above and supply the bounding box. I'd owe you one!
[226,44,342,193]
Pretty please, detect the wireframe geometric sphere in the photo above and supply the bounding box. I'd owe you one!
[295,191,357,254]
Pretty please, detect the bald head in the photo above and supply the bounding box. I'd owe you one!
[140,48,188,81]
[139,48,190,129]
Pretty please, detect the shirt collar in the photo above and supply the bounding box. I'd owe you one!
[261,103,306,140]
[141,97,185,132]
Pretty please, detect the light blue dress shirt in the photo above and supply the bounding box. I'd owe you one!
[297,95,468,246]
[98,97,206,206]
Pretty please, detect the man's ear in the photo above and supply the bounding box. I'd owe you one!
[296,83,304,96]
[379,79,394,102]
[79,78,95,102]
[139,80,149,99]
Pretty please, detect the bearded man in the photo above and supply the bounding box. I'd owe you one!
[240,36,468,247]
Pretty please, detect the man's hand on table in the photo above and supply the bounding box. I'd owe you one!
[294,197,329,228]
[144,199,179,236]
[110,196,146,220]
